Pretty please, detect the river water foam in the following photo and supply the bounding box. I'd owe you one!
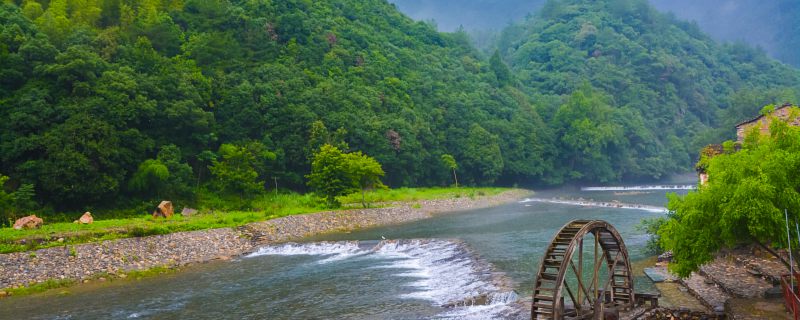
[519,197,667,213]
[580,185,695,191]
[247,239,519,319]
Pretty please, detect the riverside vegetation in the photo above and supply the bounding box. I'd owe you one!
[0,187,507,254]
[1,0,799,246]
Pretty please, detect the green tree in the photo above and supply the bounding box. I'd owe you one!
[462,124,504,185]
[661,108,800,276]
[440,154,458,187]
[307,144,354,208]
[209,143,273,198]
[489,50,512,86]
[345,151,385,208]
[129,159,170,197]
[553,86,623,182]
[156,144,194,199]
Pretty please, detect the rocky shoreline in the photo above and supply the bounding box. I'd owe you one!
[0,189,529,293]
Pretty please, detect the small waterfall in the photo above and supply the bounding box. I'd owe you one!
[520,198,667,213]
[247,239,518,319]
[580,184,695,191]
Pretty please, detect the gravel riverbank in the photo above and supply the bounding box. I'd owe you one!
[0,189,529,292]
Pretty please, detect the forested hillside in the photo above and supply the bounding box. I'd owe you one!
[390,0,800,68]
[0,0,553,212]
[649,0,800,68]
[0,0,798,214]
[497,0,800,182]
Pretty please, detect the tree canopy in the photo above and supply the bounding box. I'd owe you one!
[661,107,800,277]
[307,144,384,208]
[0,0,797,218]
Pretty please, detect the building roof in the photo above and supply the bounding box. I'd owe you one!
[735,103,794,128]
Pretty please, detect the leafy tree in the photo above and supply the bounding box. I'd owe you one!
[489,50,512,86]
[129,159,170,197]
[345,151,385,208]
[156,144,194,199]
[209,143,274,199]
[461,123,504,185]
[661,108,800,276]
[440,154,459,187]
[307,120,349,161]
[307,144,355,208]
[553,86,623,182]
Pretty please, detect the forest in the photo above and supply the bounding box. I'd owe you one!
[0,0,799,222]
[392,0,800,68]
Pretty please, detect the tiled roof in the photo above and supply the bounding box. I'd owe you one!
[735,103,793,127]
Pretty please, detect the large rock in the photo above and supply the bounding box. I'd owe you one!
[152,201,174,218]
[13,215,43,230]
[74,212,93,224]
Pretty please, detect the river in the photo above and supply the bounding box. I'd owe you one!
[0,177,693,320]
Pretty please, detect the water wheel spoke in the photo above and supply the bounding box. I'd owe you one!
[568,259,593,307]
[588,249,608,296]
[563,280,579,311]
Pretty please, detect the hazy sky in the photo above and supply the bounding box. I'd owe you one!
[389,0,790,61]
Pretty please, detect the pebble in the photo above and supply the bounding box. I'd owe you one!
[0,228,252,290]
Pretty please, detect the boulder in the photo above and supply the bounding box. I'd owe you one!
[74,212,93,224]
[181,207,198,216]
[152,201,174,218]
[13,215,43,230]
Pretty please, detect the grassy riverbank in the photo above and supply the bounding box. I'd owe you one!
[0,187,509,254]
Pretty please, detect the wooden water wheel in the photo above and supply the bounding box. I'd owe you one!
[532,220,635,319]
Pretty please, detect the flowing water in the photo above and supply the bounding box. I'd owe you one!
[0,176,693,319]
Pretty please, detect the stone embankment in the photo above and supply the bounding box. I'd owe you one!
[0,190,529,292]
[651,247,790,319]
[0,228,251,290]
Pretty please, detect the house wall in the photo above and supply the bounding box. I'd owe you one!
[735,107,800,142]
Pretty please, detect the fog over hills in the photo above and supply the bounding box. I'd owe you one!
[388,0,541,31]
[389,0,800,66]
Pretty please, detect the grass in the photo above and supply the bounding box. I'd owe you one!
[0,187,511,254]
[4,279,76,296]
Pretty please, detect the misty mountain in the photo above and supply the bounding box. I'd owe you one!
[390,0,800,67]
[496,0,800,181]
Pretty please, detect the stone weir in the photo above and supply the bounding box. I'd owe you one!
[245,238,523,319]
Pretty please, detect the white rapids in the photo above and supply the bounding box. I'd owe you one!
[580,184,695,191]
[520,197,667,213]
[246,239,520,319]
